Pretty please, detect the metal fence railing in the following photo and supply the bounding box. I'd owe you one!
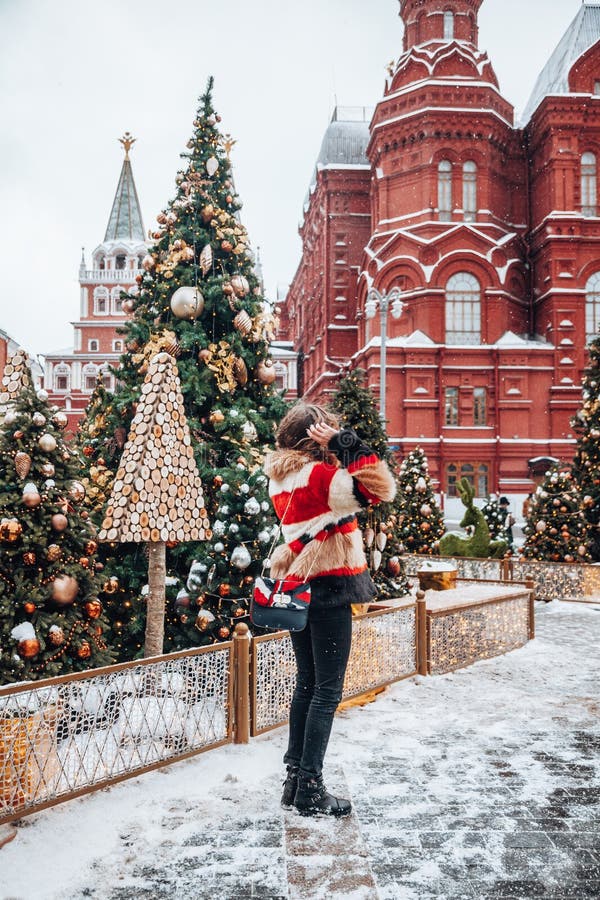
[403,553,600,603]
[250,600,418,737]
[0,643,233,826]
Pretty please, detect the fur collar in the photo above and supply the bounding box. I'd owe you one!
[264,449,312,480]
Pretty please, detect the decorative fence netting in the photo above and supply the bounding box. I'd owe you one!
[250,600,418,736]
[403,553,600,603]
[0,643,233,826]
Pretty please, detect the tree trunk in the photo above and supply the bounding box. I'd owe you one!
[144,541,166,658]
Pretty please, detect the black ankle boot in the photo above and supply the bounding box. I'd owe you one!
[293,774,352,817]
[281,765,299,808]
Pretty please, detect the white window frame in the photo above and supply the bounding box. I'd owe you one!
[582,152,597,217]
[93,287,109,315]
[54,365,70,393]
[88,339,99,352]
[446,272,481,345]
[438,160,452,221]
[586,271,600,341]
[463,161,477,222]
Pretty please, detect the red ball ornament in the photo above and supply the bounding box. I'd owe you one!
[18,638,41,659]
[23,601,36,614]
[76,641,92,660]
[218,584,231,597]
[85,599,103,619]
[218,626,231,639]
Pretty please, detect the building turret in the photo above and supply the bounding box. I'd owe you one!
[400,0,482,51]
[43,135,147,433]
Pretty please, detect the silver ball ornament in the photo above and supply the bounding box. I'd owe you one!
[38,433,57,453]
[230,545,252,570]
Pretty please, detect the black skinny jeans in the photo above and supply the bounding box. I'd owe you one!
[284,604,353,779]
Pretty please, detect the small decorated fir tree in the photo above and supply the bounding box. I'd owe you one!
[482,494,506,540]
[0,380,113,684]
[329,369,409,599]
[521,467,591,562]
[572,331,600,560]
[396,448,445,555]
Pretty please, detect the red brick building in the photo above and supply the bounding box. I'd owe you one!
[281,0,600,507]
[43,135,147,433]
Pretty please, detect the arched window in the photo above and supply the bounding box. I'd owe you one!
[463,161,477,222]
[54,364,70,392]
[586,271,600,341]
[93,287,108,315]
[113,340,123,353]
[98,256,105,271]
[137,255,144,268]
[438,160,452,221]
[446,272,481,344]
[582,152,597,216]
[111,286,124,314]
[88,339,99,352]
[99,366,113,391]
[115,254,126,270]
[82,364,98,393]
[443,10,454,40]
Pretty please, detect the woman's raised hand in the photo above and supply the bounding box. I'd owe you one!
[307,422,339,447]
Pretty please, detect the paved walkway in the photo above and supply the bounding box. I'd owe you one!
[3,601,600,900]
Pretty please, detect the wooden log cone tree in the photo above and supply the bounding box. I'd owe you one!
[98,352,210,657]
[0,348,33,420]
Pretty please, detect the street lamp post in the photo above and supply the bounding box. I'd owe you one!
[365,287,404,423]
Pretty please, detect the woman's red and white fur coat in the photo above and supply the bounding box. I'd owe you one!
[264,430,396,603]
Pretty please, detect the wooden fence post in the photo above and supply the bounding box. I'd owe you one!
[233,623,251,744]
[416,591,428,676]
[526,577,535,640]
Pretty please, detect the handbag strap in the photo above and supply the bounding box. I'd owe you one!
[262,482,327,580]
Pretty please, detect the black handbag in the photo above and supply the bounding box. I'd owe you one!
[250,576,311,632]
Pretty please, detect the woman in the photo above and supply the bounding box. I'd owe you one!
[264,402,396,817]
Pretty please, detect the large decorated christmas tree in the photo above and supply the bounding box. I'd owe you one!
[521,467,591,562]
[329,369,409,599]
[572,331,600,560]
[81,79,287,657]
[396,448,445,555]
[0,379,113,684]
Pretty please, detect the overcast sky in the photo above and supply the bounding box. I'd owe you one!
[0,0,587,359]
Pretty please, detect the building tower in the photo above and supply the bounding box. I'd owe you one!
[44,134,147,433]
[281,0,600,508]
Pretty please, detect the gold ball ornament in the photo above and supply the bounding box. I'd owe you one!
[22,483,41,508]
[122,299,135,314]
[41,462,55,477]
[51,514,68,532]
[32,412,47,427]
[23,552,36,566]
[170,286,205,320]
[221,240,234,253]
[51,575,79,606]
[222,282,235,296]
[0,518,22,543]
[85,540,98,555]
[52,412,68,429]
[210,409,225,425]
[48,627,65,646]
[3,410,17,426]
[85,599,103,619]
[142,254,155,271]
[198,348,212,363]
[103,576,120,595]
[46,544,62,562]
[38,433,57,453]
[218,626,230,639]
[201,204,215,222]
[218,584,231,597]
[18,638,41,659]
[256,359,277,385]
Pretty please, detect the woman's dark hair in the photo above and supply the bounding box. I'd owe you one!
[276,402,339,459]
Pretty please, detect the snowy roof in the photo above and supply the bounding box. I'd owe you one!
[104,157,145,242]
[304,111,371,209]
[493,331,552,348]
[521,3,600,124]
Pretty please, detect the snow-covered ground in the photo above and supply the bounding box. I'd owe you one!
[1,600,599,900]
